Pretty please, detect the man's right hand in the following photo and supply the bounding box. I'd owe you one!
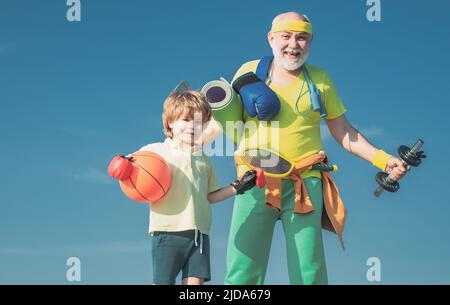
[108,155,134,181]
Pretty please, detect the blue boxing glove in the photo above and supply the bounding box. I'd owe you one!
[232,72,280,121]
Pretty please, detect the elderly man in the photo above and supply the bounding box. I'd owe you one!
[224,12,409,285]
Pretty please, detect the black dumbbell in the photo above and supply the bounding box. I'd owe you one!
[374,139,426,197]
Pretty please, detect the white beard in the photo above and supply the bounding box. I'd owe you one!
[272,48,309,71]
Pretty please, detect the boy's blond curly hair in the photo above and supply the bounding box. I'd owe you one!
[162,83,212,138]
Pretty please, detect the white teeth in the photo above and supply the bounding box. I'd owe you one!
[284,50,300,56]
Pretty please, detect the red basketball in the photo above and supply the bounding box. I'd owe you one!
[119,151,172,203]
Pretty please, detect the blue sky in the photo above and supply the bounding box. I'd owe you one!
[1,0,449,284]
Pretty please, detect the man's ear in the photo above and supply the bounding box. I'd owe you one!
[267,32,274,47]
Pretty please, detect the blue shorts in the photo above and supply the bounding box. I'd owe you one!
[151,230,211,284]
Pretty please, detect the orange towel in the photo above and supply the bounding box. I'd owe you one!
[236,151,347,249]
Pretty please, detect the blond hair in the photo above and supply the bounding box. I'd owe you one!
[162,88,212,138]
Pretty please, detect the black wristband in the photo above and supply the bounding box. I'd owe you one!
[230,181,242,195]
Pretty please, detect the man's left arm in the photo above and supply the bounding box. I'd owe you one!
[326,114,409,181]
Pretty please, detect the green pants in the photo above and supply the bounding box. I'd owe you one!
[225,177,328,285]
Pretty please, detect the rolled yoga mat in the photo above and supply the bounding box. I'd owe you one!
[201,78,243,144]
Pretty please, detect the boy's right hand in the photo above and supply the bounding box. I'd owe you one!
[231,168,266,195]
[108,155,134,181]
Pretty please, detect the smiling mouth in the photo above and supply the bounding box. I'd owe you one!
[284,50,301,60]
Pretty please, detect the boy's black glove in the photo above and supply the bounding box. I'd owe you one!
[231,168,266,195]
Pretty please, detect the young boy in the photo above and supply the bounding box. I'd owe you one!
[109,88,264,285]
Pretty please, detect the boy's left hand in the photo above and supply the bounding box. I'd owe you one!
[231,168,266,195]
